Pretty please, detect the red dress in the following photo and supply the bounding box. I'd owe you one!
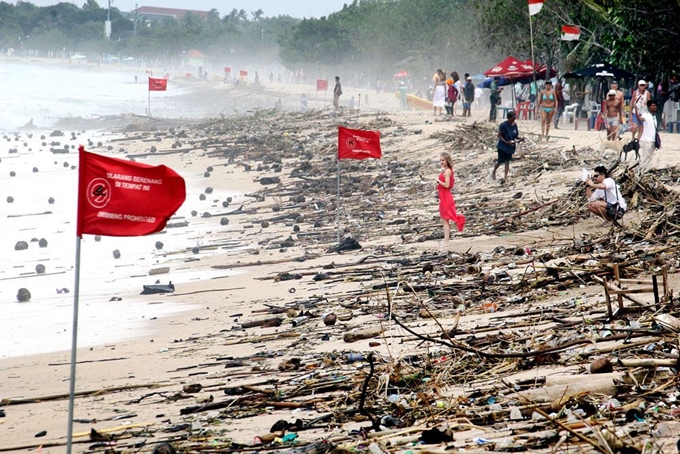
[438,170,466,232]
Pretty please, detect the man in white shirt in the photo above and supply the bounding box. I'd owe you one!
[634,99,659,174]
[585,166,627,224]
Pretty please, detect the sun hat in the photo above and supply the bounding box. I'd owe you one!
[638,80,647,86]
[607,89,616,96]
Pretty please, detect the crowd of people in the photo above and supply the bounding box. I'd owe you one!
[431,70,477,117]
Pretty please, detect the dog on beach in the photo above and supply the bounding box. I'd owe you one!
[598,135,639,161]
[620,138,640,161]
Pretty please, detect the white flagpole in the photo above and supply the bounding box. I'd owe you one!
[336,158,341,244]
[529,6,538,106]
[65,235,83,454]
[148,87,151,118]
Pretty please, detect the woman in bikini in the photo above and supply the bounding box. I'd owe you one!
[537,80,556,140]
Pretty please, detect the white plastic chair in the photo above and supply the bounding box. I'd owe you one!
[563,102,579,123]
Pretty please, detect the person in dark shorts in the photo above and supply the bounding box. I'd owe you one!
[492,110,524,182]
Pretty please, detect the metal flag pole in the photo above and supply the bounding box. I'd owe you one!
[336,158,341,244]
[65,235,83,454]
[529,8,538,114]
[356,93,361,122]
[148,86,151,118]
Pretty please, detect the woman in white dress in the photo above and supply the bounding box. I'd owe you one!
[432,69,446,116]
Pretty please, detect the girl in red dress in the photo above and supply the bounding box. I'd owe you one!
[436,152,466,243]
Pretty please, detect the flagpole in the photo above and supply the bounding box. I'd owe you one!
[529,7,538,114]
[148,87,151,118]
[65,235,83,454]
[336,158,341,244]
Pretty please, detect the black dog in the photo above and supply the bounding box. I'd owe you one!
[620,138,640,161]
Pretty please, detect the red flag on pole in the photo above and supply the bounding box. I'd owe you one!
[76,146,186,237]
[338,127,382,160]
[561,25,580,41]
[316,79,328,91]
[239,70,248,77]
[528,0,544,15]
[148,77,167,91]
[224,66,231,73]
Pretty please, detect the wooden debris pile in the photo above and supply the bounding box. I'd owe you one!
[9,110,680,454]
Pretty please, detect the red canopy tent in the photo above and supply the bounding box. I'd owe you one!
[484,56,535,80]
[393,70,409,78]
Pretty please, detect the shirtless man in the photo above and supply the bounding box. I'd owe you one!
[604,89,622,140]
[610,80,625,117]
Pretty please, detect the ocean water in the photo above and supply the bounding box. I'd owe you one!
[0,60,246,359]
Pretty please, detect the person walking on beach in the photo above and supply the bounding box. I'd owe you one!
[604,89,622,140]
[492,110,523,182]
[554,80,565,129]
[463,76,474,117]
[432,69,446,116]
[634,99,659,174]
[489,76,502,121]
[445,79,457,116]
[436,152,465,244]
[631,80,651,140]
[585,166,627,224]
[537,80,556,140]
[333,76,342,111]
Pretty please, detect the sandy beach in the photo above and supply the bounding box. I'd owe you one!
[2,75,680,453]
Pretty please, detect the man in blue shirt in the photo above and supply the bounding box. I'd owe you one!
[492,110,524,181]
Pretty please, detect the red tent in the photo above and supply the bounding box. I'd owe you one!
[394,70,409,78]
[484,56,535,80]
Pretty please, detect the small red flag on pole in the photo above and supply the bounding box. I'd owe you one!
[224,66,231,73]
[239,70,248,77]
[148,77,168,91]
[76,146,186,236]
[338,126,382,160]
[316,79,328,91]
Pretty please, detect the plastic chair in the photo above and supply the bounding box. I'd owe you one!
[587,100,606,131]
[563,103,579,122]
[517,101,531,120]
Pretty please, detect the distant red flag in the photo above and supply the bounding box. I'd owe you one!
[148,77,167,91]
[76,146,186,237]
[561,25,580,41]
[224,66,231,73]
[239,70,248,77]
[316,79,328,91]
[338,127,382,160]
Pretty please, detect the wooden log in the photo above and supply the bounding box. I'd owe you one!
[240,317,283,329]
[617,358,678,368]
[343,327,383,343]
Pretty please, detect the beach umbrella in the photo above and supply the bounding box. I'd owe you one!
[393,70,409,78]
[563,62,636,81]
[479,76,512,88]
[484,56,535,80]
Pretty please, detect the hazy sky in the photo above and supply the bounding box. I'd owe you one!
[15,0,350,18]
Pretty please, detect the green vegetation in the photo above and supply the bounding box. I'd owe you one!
[1,0,678,86]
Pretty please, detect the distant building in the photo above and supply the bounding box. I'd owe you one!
[132,6,210,21]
